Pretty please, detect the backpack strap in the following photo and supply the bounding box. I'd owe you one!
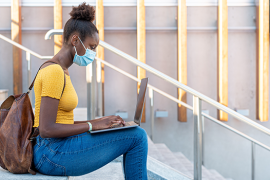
[28,61,67,169]
[28,60,66,98]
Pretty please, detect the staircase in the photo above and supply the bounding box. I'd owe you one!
[147,136,232,180]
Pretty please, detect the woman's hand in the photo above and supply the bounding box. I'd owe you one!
[90,115,125,131]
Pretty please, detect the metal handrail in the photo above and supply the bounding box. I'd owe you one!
[0,34,53,105]
[96,56,270,152]
[0,34,52,60]
[44,29,270,138]
[202,113,270,151]
[97,40,270,136]
[44,29,64,40]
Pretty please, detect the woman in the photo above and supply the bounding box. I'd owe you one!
[32,3,148,179]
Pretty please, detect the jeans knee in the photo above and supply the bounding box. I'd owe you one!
[135,127,148,147]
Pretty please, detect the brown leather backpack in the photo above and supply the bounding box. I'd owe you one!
[0,60,66,175]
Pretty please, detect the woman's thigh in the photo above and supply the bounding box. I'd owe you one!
[33,126,148,176]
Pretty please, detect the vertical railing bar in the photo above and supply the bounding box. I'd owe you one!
[149,88,154,140]
[97,60,103,117]
[26,52,32,104]
[202,115,205,166]
[91,59,97,120]
[86,63,92,120]
[193,96,202,180]
[252,142,255,180]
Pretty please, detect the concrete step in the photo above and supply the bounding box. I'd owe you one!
[147,136,193,178]
[153,143,192,177]
[0,167,68,180]
[0,162,124,180]
[0,155,192,180]
[173,151,229,180]
[149,142,229,180]
[173,152,214,179]
[147,137,167,163]
[70,162,124,180]
[208,169,227,180]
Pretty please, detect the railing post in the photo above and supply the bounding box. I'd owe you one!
[91,59,97,120]
[193,96,202,180]
[87,60,97,120]
[149,88,154,140]
[26,52,32,104]
[97,60,103,117]
[252,142,255,180]
[86,63,92,120]
[202,115,205,166]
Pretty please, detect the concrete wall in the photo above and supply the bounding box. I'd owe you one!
[0,5,270,180]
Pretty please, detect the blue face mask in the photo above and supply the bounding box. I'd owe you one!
[73,36,96,66]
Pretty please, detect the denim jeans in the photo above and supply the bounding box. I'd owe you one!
[33,126,148,179]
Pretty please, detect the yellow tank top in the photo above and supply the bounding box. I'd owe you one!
[33,64,78,127]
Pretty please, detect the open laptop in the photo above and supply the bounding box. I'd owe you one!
[90,78,148,134]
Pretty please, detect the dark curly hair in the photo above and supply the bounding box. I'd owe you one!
[63,2,98,44]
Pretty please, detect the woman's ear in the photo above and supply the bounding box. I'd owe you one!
[70,35,78,46]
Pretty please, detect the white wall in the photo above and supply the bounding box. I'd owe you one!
[0,5,269,180]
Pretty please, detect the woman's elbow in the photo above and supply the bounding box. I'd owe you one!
[39,127,52,138]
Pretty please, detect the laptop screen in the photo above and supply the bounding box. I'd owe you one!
[134,78,148,125]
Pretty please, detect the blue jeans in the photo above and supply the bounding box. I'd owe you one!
[33,126,148,179]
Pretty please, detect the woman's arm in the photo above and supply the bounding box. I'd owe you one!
[74,116,118,124]
[74,119,100,124]
[39,96,125,138]
[74,121,88,124]
[39,96,97,138]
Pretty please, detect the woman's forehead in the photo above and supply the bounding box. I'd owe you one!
[89,33,99,43]
[84,34,99,47]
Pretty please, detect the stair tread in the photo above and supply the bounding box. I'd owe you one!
[147,140,193,177]
[70,162,124,180]
[148,142,228,179]
[154,144,215,178]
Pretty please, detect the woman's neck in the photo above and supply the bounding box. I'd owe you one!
[53,46,74,70]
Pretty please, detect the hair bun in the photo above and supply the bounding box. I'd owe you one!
[69,2,95,22]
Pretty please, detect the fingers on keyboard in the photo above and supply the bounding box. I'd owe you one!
[110,123,124,128]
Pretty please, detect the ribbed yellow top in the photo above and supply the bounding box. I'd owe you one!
[33,64,78,127]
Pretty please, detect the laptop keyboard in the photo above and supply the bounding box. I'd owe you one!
[110,121,137,128]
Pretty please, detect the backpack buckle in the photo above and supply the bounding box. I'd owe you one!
[29,137,36,142]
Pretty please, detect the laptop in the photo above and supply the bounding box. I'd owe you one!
[90,78,148,134]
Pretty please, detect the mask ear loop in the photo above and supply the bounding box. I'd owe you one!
[77,36,87,50]
[73,35,87,55]
[72,35,78,55]
[73,46,78,54]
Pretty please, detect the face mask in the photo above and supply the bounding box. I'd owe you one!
[73,36,96,66]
